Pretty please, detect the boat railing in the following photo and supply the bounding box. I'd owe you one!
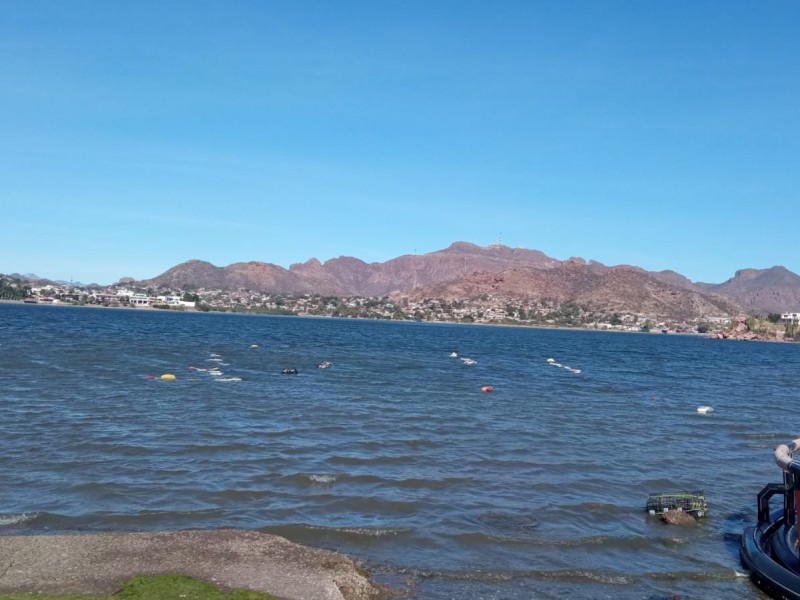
[740,439,800,600]
[764,439,800,528]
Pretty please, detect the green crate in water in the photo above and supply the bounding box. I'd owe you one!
[646,491,707,517]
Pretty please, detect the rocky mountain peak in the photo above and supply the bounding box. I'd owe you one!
[138,244,800,316]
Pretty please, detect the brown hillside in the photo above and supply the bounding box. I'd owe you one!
[408,263,740,320]
[698,266,800,313]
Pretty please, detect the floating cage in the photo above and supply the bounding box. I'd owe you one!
[646,490,707,517]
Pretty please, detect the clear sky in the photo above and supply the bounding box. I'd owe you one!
[2,1,798,285]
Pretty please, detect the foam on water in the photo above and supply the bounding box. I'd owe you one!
[0,512,37,526]
[306,474,338,484]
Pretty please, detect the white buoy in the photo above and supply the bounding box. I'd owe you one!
[697,405,714,414]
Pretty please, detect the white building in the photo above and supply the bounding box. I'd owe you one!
[130,293,150,307]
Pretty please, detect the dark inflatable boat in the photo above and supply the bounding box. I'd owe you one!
[741,437,800,600]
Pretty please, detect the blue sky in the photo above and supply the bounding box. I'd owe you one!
[2,1,798,285]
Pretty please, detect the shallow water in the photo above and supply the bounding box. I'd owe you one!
[1,303,793,598]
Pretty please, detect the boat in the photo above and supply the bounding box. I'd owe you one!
[740,437,800,599]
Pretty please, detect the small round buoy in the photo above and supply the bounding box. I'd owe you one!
[481,386,494,392]
[160,373,176,381]
[546,358,555,363]
[250,344,259,348]
[148,375,155,380]
[650,396,657,401]
[697,405,714,414]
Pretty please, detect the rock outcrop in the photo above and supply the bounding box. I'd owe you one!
[0,529,397,600]
[715,314,787,342]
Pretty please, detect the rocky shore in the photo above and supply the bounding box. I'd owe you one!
[0,529,397,600]
[713,314,791,342]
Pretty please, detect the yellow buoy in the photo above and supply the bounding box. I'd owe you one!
[546,358,555,363]
[160,373,176,381]
[250,344,259,349]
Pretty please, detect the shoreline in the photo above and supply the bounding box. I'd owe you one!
[5,298,791,342]
[0,299,714,337]
[0,529,397,600]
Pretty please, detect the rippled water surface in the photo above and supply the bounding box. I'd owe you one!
[2,303,797,598]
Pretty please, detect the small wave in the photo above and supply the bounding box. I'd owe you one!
[280,472,338,485]
[307,473,337,484]
[341,474,474,490]
[740,431,794,440]
[476,511,540,532]
[402,438,441,448]
[210,489,270,501]
[395,476,474,490]
[323,526,403,537]
[0,512,38,526]
[262,523,414,542]
[392,566,636,585]
[536,569,635,585]
[327,454,415,466]
[453,532,664,551]
[648,568,752,583]
[303,524,413,538]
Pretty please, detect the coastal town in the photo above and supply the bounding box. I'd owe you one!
[5,272,797,337]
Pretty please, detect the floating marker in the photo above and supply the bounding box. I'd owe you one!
[160,373,176,381]
[548,358,581,374]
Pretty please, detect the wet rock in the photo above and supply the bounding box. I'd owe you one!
[660,510,697,526]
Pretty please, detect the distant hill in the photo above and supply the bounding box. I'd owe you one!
[9,273,59,287]
[141,242,773,320]
[407,262,741,321]
[697,266,800,314]
[6,273,102,289]
[146,242,562,297]
[10,242,800,319]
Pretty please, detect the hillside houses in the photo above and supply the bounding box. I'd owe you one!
[2,274,736,334]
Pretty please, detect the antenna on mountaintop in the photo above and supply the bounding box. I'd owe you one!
[490,233,502,248]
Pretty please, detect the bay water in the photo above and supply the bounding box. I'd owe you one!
[1,303,795,599]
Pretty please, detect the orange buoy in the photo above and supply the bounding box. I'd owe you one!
[481,386,494,392]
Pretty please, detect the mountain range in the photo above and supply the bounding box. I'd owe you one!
[137,242,800,319]
[10,242,799,320]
